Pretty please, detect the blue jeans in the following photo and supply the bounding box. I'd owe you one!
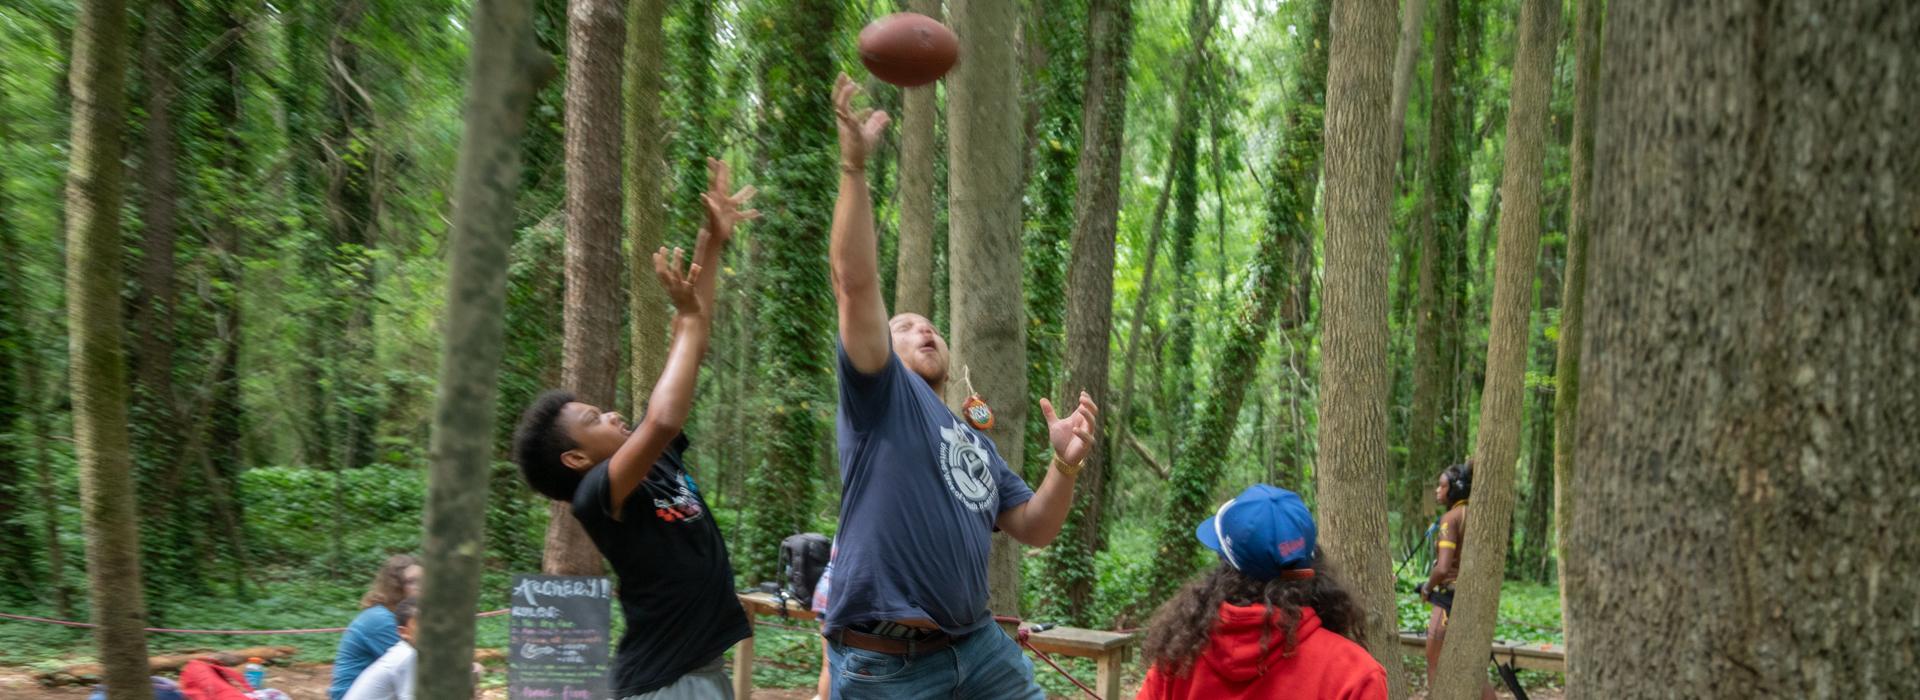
[827,625,1044,700]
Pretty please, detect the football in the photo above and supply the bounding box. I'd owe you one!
[857,12,960,88]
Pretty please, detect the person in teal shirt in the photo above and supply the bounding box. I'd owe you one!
[331,555,420,700]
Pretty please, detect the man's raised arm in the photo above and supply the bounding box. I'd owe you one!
[830,73,894,374]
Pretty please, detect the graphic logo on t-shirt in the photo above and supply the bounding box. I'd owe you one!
[649,471,706,523]
[938,420,997,513]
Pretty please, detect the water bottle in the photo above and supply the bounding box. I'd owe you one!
[244,657,266,689]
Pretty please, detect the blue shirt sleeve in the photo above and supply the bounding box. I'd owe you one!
[329,606,400,700]
[837,340,901,431]
[988,436,1034,514]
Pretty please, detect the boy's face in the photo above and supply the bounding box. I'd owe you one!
[558,402,632,471]
[399,617,418,645]
[1434,474,1450,505]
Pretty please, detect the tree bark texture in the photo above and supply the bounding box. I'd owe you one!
[1552,0,1601,646]
[133,0,180,431]
[624,0,668,412]
[1148,0,1328,607]
[946,0,1028,618]
[64,0,155,694]
[1567,1,1919,697]
[1039,0,1132,626]
[892,0,942,317]
[548,0,626,576]
[417,1,549,697]
[1386,0,1426,170]
[1316,0,1407,696]
[1430,0,1558,696]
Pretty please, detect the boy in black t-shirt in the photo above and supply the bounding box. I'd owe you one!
[511,159,759,699]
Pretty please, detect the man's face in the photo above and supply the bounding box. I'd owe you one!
[890,313,950,387]
[1434,474,1450,505]
[560,402,631,471]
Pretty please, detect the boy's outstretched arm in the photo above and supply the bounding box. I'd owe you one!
[606,249,709,514]
[605,160,756,514]
[830,73,894,374]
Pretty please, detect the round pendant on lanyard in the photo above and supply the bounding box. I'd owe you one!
[960,366,994,430]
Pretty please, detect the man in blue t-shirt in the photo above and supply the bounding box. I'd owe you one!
[821,73,1101,699]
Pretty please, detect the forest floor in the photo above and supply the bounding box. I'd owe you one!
[0,662,1561,700]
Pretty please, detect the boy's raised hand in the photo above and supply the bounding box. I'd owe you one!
[653,246,704,316]
[700,157,760,245]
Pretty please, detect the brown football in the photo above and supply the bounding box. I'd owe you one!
[857,12,960,88]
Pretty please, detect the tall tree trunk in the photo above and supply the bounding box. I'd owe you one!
[739,0,837,583]
[1567,1,1918,696]
[1430,0,1558,696]
[624,0,667,410]
[65,0,155,694]
[892,0,941,316]
[946,0,1027,618]
[1317,0,1408,696]
[1021,0,1084,492]
[0,73,30,596]
[132,0,180,434]
[547,0,626,576]
[323,0,380,473]
[1158,0,1218,458]
[1403,0,1459,547]
[1147,0,1329,607]
[1040,0,1132,626]
[417,2,549,697]
[1386,0,1426,169]
[1553,0,1601,647]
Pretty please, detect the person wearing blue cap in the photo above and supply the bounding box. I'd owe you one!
[1137,484,1387,700]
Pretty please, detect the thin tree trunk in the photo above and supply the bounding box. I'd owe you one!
[133,0,180,431]
[1430,0,1558,696]
[1568,1,1918,696]
[1552,0,1600,649]
[625,0,668,411]
[548,0,626,576]
[1021,0,1083,488]
[1386,0,1427,169]
[0,75,30,594]
[64,0,155,694]
[947,0,1027,618]
[32,350,70,617]
[1404,0,1459,552]
[1159,0,1218,457]
[1317,0,1408,696]
[1148,0,1329,607]
[417,1,550,696]
[892,0,941,317]
[1042,0,1132,626]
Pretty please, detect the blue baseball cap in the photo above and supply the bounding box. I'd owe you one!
[1195,484,1318,581]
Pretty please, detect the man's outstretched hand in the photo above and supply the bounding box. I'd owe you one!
[700,157,759,245]
[833,73,891,172]
[1041,391,1100,469]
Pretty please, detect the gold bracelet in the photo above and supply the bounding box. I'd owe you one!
[1051,454,1084,478]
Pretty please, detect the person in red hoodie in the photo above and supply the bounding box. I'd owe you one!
[1138,484,1387,700]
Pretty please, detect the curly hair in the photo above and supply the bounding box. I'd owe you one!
[512,390,584,502]
[360,554,419,610]
[1141,556,1369,678]
[1441,461,1474,506]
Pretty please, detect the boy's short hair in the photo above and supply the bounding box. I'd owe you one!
[391,597,418,628]
[513,390,584,502]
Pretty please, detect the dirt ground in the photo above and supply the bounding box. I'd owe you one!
[2,664,1563,700]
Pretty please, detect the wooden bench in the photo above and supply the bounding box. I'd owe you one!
[1396,632,1567,673]
[732,591,1137,698]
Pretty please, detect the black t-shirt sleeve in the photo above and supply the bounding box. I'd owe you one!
[571,462,615,524]
[837,340,902,430]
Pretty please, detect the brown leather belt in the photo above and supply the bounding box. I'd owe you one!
[835,626,955,656]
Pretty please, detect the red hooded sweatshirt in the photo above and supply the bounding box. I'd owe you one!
[1137,604,1387,700]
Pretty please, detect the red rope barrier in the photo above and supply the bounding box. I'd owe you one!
[0,609,510,635]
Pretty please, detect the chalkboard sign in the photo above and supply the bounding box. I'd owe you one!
[509,574,612,700]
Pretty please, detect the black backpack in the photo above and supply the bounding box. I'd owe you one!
[779,532,831,606]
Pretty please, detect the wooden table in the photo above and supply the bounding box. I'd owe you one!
[1396,631,1567,673]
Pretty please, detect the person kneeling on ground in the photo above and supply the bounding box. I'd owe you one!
[1138,484,1387,700]
[511,159,759,700]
